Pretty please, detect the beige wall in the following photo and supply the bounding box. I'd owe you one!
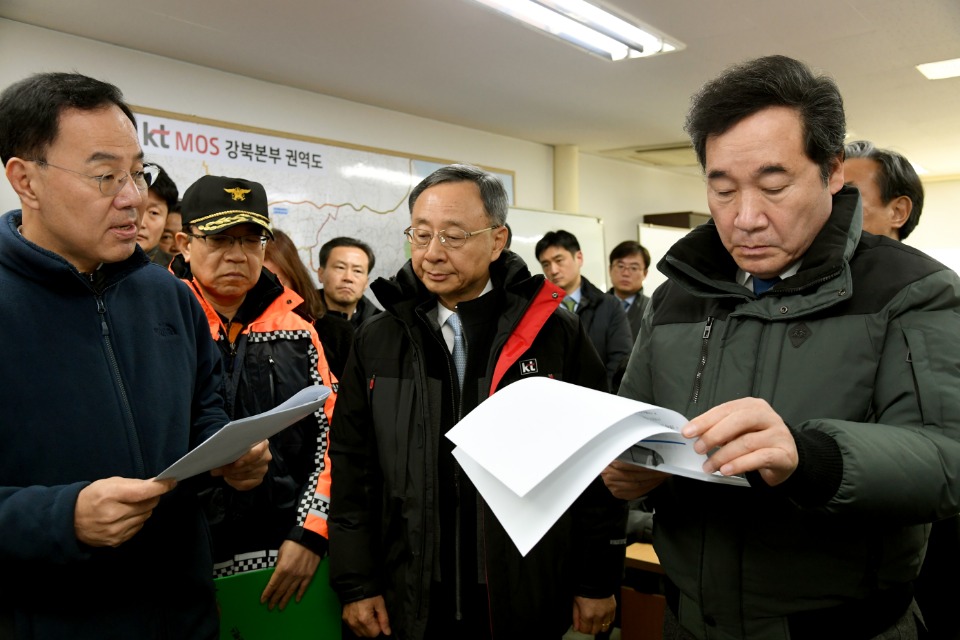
[579,153,707,262]
[905,179,960,273]
[3,18,955,282]
[0,19,557,214]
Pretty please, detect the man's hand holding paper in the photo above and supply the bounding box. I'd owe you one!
[210,438,272,491]
[600,461,668,500]
[684,397,799,486]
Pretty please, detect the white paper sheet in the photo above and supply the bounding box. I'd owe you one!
[446,377,691,498]
[156,385,331,481]
[447,377,746,556]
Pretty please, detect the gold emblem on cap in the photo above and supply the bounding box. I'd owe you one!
[224,187,252,201]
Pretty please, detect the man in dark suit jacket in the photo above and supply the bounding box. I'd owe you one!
[607,240,651,342]
[536,230,632,391]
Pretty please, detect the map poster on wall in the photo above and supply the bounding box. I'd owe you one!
[132,107,515,290]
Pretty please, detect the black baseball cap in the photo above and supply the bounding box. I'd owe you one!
[180,175,273,237]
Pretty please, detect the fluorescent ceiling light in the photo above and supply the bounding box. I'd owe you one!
[470,0,682,61]
[340,164,420,188]
[916,57,960,80]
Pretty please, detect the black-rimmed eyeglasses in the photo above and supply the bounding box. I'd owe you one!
[185,233,269,252]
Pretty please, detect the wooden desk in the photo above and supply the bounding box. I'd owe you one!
[621,543,665,640]
[624,542,663,574]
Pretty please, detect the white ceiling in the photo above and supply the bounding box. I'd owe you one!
[3,0,960,177]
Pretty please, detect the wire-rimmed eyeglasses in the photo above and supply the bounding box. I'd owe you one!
[185,233,269,253]
[28,160,159,197]
[403,225,500,249]
[612,262,645,274]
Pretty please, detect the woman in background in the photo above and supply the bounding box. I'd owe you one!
[264,229,354,380]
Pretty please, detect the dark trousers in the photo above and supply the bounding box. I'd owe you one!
[915,515,960,640]
[424,582,492,640]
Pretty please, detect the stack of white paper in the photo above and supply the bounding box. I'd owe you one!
[447,377,746,556]
[157,385,331,482]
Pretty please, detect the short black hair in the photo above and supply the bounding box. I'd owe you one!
[148,164,179,211]
[408,163,508,227]
[0,72,136,164]
[609,241,651,270]
[844,140,924,240]
[684,55,845,184]
[535,230,580,260]
[318,236,376,273]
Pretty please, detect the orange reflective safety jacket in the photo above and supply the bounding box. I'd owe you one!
[180,265,336,577]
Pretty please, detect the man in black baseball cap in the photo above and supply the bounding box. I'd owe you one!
[172,174,337,615]
[180,174,273,238]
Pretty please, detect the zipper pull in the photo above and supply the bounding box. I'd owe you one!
[702,317,714,339]
[96,297,109,336]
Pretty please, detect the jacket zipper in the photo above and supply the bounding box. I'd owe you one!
[691,316,714,405]
[426,312,467,621]
[449,333,465,622]
[225,321,239,374]
[267,355,277,407]
[769,266,844,297]
[96,295,146,475]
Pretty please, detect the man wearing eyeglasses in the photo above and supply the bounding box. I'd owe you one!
[172,174,338,616]
[329,164,626,640]
[0,72,270,639]
[607,240,651,341]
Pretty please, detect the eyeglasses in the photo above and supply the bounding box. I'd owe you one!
[613,262,645,274]
[185,233,269,252]
[403,224,500,249]
[29,160,159,197]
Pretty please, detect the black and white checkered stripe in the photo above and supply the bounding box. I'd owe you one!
[240,331,331,531]
[297,341,330,527]
[246,328,314,343]
[213,549,280,579]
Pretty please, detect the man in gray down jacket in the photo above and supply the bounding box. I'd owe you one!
[602,55,960,640]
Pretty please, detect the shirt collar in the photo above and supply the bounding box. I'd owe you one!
[436,278,494,326]
[736,260,802,291]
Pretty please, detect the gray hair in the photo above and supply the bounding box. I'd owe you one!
[408,163,508,226]
[844,140,924,240]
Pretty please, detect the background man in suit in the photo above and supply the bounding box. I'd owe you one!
[608,240,651,341]
[536,229,633,391]
[317,236,380,328]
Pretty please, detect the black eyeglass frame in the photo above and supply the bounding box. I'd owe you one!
[184,232,270,252]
